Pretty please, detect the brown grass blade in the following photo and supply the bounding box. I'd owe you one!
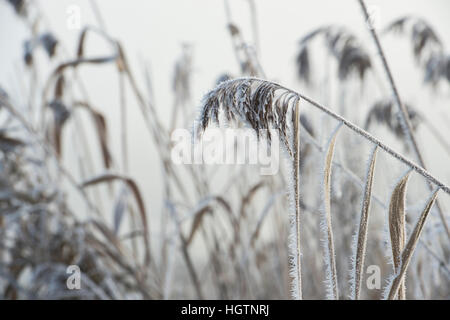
[186,206,212,246]
[82,174,151,266]
[239,181,265,219]
[388,170,411,299]
[351,145,378,299]
[74,101,112,169]
[48,100,70,158]
[387,188,439,299]
[185,196,234,247]
[322,123,342,299]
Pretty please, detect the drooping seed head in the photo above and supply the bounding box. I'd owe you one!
[195,78,302,157]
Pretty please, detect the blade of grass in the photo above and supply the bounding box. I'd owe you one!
[322,123,342,299]
[387,188,439,299]
[351,145,378,299]
[389,171,411,299]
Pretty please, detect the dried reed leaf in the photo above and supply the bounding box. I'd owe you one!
[54,74,65,99]
[48,100,70,158]
[351,145,378,299]
[91,219,124,253]
[186,207,212,246]
[115,43,127,72]
[92,111,112,169]
[42,27,119,101]
[82,174,151,265]
[74,102,112,168]
[174,195,232,249]
[387,188,439,299]
[389,170,411,299]
[322,124,342,300]
[239,181,265,219]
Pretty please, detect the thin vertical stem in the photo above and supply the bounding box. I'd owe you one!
[293,101,302,299]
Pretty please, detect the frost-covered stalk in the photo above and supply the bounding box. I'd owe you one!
[350,146,378,299]
[291,101,303,299]
[321,124,342,299]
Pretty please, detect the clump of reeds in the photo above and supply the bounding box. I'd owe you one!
[195,77,449,299]
[1,0,449,301]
